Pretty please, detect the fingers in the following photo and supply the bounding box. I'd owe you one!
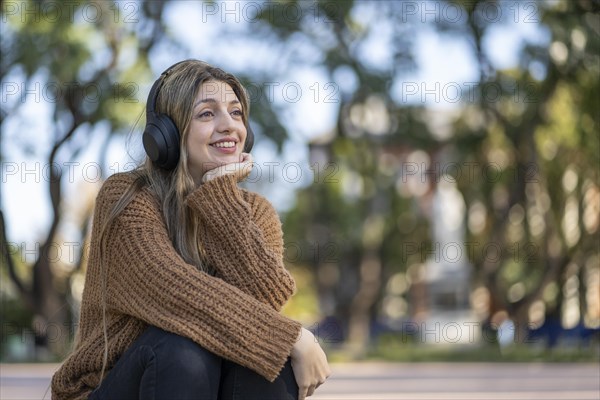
[239,152,252,163]
[290,333,331,400]
[300,379,325,399]
[299,384,316,400]
[238,160,253,181]
[298,387,308,400]
[201,158,253,183]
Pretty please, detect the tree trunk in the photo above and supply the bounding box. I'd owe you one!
[346,251,382,357]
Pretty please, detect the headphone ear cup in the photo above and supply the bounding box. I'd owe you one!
[243,124,254,153]
[143,114,180,170]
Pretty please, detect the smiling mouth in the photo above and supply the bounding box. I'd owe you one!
[210,141,236,148]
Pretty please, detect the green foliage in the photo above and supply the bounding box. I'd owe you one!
[278,0,599,350]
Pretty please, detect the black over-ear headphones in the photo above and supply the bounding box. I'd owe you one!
[143,60,254,170]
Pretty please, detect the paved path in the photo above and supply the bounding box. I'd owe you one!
[311,363,600,400]
[1,362,599,400]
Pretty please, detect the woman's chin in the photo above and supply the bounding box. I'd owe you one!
[212,155,240,167]
[221,153,242,163]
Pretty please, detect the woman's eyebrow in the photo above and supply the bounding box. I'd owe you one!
[194,98,241,109]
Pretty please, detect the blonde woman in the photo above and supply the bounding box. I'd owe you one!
[51,60,330,400]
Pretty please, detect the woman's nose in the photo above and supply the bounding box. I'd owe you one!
[215,111,235,133]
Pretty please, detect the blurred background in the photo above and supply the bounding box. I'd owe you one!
[1,0,599,371]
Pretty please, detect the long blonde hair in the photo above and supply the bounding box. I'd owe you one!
[96,59,251,381]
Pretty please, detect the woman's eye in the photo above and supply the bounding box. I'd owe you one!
[198,111,213,118]
[231,110,243,117]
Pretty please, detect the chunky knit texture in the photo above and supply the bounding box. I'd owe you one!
[51,172,302,400]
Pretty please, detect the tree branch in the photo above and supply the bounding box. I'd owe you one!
[0,210,33,307]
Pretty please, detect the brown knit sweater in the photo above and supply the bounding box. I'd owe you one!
[51,172,302,400]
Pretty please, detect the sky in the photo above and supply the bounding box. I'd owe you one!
[1,1,548,245]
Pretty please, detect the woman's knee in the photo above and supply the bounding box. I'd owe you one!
[219,357,298,400]
[145,326,222,381]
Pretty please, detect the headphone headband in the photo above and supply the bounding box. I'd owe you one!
[145,60,188,118]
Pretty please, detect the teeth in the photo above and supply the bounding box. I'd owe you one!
[212,141,235,148]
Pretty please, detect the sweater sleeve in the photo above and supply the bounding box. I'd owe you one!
[100,175,301,382]
[184,174,296,311]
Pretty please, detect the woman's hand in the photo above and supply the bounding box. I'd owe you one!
[201,153,254,184]
[290,327,331,400]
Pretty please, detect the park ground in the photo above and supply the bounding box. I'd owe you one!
[1,362,599,400]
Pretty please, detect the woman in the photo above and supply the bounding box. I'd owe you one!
[51,60,330,400]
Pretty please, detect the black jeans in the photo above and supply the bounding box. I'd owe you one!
[88,325,298,400]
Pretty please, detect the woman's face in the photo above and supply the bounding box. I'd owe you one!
[186,80,247,183]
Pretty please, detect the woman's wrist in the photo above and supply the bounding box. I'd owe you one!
[291,327,314,358]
